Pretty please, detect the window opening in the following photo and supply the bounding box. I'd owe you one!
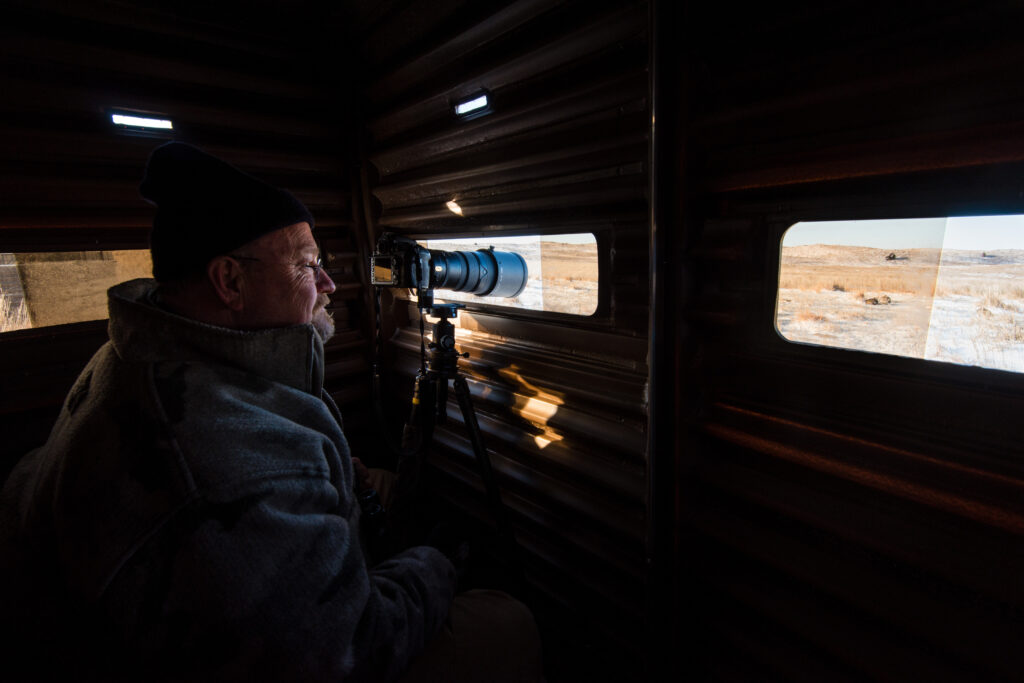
[419,234,598,315]
[0,250,153,332]
[777,216,1024,373]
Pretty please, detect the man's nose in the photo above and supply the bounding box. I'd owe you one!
[317,268,336,294]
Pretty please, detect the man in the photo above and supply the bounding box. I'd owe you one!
[0,143,540,681]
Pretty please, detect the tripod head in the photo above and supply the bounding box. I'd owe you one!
[423,302,467,380]
[424,301,464,321]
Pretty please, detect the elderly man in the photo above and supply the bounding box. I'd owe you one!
[0,143,541,681]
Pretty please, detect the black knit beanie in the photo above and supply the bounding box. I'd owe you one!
[140,142,314,282]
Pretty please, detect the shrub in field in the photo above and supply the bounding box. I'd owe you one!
[1002,319,1024,343]
[795,310,828,323]
[981,290,1013,310]
[1,294,30,333]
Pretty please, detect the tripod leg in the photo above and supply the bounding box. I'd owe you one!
[401,372,427,452]
[435,375,449,424]
[452,375,525,586]
[385,372,437,556]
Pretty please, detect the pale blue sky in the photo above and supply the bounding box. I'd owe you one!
[945,215,1024,249]
[784,215,1024,250]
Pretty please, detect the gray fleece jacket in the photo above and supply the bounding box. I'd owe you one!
[0,278,456,681]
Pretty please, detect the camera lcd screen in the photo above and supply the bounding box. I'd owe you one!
[371,256,397,285]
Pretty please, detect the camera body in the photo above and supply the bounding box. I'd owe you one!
[370,232,528,307]
[370,233,432,291]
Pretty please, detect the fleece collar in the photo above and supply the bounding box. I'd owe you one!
[107,279,325,396]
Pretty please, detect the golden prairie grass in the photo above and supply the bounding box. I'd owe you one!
[778,265,939,296]
[982,291,1012,310]
[539,241,598,280]
[935,282,1024,305]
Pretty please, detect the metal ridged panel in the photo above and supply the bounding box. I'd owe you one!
[361,0,650,675]
[689,3,1024,192]
[0,2,366,472]
[672,8,1024,675]
[681,211,1024,680]
[664,3,1024,680]
[689,403,1024,681]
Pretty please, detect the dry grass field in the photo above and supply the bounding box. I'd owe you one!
[777,245,1024,371]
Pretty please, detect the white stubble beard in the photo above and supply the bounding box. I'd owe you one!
[312,294,335,343]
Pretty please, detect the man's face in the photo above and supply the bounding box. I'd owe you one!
[235,222,337,341]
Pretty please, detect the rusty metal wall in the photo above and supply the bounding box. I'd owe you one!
[358,0,651,676]
[0,1,366,474]
[667,2,1024,680]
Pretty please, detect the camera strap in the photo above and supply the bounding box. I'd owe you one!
[419,308,427,374]
[374,287,383,362]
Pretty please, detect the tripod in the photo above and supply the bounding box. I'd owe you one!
[384,303,522,583]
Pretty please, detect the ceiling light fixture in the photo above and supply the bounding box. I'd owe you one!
[453,91,491,120]
[111,113,173,130]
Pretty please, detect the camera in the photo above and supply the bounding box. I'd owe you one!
[370,232,528,308]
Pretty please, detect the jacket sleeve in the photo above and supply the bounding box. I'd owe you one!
[103,473,457,682]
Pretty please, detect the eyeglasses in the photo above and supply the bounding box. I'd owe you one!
[232,255,325,279]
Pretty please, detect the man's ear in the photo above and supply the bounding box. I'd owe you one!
[206,256,247,311]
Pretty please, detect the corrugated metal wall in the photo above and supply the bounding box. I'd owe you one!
[356,0,652,677]
[668,2,1024,680]
[15,1,1024,679]
[0,1,367,475]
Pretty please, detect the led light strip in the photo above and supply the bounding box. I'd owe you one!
[111,113,173,130]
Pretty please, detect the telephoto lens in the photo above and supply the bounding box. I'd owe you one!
[428,247,528,298]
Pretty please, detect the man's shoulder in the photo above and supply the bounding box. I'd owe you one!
[149,359,347,494]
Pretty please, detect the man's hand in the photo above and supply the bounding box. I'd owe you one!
[351,457,372,493]
[425,522,472,585]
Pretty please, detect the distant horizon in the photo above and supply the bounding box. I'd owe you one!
[783,243,1024,252]
[784,215,1024,250]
